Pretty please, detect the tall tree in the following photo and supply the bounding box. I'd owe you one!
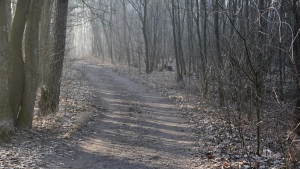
[142,0,150,73]
[39,0,69,115]
[122,0,131,70]
[0,0,14,137]
[196,0,208,96]
[292,0,300,133]
[39,0,54,87]
[214,0,225,106]
[17,0,43,127]
[5,0,11,32]
[8,0,31,125]
[128,0,151,73]
[170,0,184,82]
[186,0,194,82]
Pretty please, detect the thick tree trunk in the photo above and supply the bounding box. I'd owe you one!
[17,0,43,127]
[39,0,69,115]
[0,0,14,138]
[8,0,31,125]
[39,0,54,86]
[5,0,11,32]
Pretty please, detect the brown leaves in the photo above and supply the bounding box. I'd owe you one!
[221,162,230,168]
[106,64,289,169]
[0,65,92,168]
[206,152,214,159]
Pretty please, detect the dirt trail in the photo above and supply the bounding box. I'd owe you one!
[43,61,198,169]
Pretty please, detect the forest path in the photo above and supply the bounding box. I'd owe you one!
[43,61,198,169]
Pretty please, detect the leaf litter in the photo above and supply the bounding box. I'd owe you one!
[1,58,299,168]
[98,61,297,169]
[0,66,92,169]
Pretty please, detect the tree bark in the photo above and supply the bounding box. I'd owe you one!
[142,0,150,73]
[39,0,54,87]
[109,1,114,64]
[39,0,69,115]
[17,0,43,127]
[291,0,300,134]
[8,0,31,125]
[196,0,208,96]
[101,21,112,64]
[123,0,131,70]
[170,0,183,82]
[214,0,225,106]
[186,0,193,83]
[5,0,11,33]
[0,0,14,138]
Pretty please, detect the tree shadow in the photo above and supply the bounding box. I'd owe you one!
[45,62,197,168]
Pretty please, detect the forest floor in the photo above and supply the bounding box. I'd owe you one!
[0,59,293,168]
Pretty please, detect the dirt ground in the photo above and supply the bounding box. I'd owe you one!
[1,60,290,168]
[42,61,199,169]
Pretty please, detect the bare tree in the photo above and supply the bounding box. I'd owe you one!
[5,0,12,32]
[170,0,185,82]
[0,0,14,137]
[214,0,225,106]
[39,0,69,115]
[122,0,131,69]
[39,0,54,87]
[8,0,31,125]
[18,0,43,127]
[128,0,151,73]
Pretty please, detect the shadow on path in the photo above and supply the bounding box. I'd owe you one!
[41,62,197,169]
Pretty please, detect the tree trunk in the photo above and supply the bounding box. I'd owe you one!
[176,0,185,77]
[101,22,112,64]
[254,0,266,155]
[291,0,300,134]
[109,1,114,64]
[214,0,225,106]
[17,0,43,127]
[150,3,159,72]
[123,0,131,70]
[39,0,54,87]
[5,0,11,33]
[8,0,31,125]
[142,0,150,73]
[170,0,183,82]
[186,0,193,83]
[200,0,208,96]
[39,0,69,115]
[0,0,14,138]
